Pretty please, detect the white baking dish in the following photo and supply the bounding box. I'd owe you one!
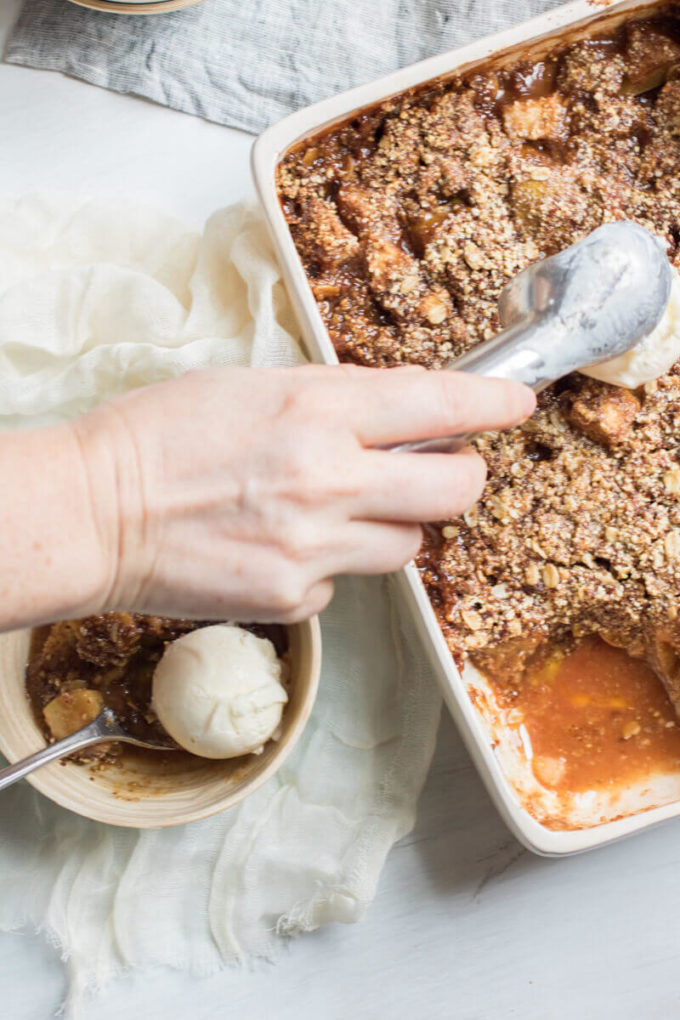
[251,0,680,854]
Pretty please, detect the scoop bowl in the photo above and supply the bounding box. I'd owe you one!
[396,221,672,453]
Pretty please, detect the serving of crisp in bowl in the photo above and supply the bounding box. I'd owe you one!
[0,615,321,827]
[253,0,680,853]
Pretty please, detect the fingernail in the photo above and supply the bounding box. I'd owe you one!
[520,385,537,417]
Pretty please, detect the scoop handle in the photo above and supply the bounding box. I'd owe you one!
[388,320,550,454]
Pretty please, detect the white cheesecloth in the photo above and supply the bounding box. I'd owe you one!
[0,195,442,1011]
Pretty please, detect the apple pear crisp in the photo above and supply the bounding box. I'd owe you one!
[278,5,680,708]
[26,614,288,763]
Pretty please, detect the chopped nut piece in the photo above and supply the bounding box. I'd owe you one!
[441,524,458,539]
[525,563,540,586]
[665,530,680,559]
[664,465,680,495]
[463,507,479,528]
[528,539,546,559]
[542,564,560,588]
[652,542,666,569]
[528,165,551,181]
[462,240,490,271]
[312,282,341,301]
[418,289,453,325]
[461,609,484,631]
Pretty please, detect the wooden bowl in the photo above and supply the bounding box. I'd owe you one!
[66,0,205,14]
[0,619,321,827]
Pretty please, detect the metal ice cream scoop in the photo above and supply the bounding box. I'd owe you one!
[396,221,672,453]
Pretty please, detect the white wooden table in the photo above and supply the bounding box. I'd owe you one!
[2,4,680,1017]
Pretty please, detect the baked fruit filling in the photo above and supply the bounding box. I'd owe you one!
[278,5,680,777]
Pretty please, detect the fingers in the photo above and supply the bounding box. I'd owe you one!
[278,578,335,622]
[277,523,423,620]
[351,446,487,522]
[324,521,423,575]
[311,366,535,446]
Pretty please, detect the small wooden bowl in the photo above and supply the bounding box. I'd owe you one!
[66,0,205,14]
[0,619,321,827]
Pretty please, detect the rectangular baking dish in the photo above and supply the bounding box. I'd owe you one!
[251,0,680,855]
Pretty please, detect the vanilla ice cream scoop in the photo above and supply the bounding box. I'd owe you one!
[152,624,288,759]
[582,267,680,388]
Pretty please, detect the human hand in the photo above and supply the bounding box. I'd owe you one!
[73,364,534,622]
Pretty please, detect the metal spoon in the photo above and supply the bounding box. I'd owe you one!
[393,221,672,453]
[0,707,174,792]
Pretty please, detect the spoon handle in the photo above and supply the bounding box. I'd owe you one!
[0,723,106,791]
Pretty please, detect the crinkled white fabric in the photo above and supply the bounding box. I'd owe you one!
[0,195,442,1011]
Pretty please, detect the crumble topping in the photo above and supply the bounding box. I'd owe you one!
[278,5,680,703]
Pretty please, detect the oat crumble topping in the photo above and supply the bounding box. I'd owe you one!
[278,5,680,704]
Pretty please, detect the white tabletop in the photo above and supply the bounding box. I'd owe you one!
[2,4,680,1018]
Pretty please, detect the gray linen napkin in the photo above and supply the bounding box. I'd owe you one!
[6,0,564,135]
